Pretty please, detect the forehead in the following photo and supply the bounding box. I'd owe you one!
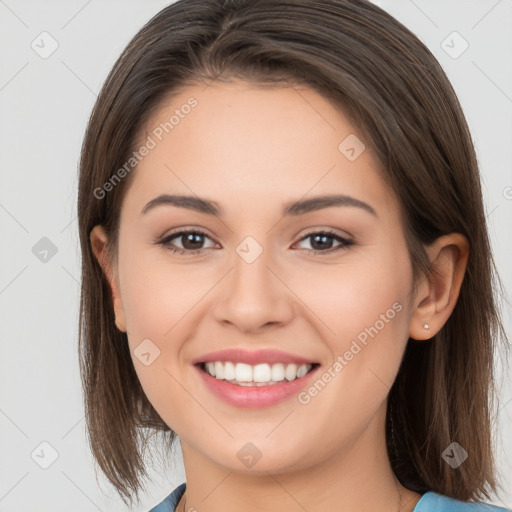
[121,80,399,224]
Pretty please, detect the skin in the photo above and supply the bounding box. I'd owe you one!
[90,81,469,512]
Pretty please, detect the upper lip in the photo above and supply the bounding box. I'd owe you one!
[192,348,319,366]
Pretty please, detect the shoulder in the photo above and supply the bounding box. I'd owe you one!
[147,486,510,512]
[414,491,510,512]
[148,482,186,512]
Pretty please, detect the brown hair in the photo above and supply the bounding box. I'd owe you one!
[77,0,508,505]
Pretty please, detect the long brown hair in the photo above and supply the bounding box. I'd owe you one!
[77,0,508,505]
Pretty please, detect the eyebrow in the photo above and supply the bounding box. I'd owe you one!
[141,193,377,218]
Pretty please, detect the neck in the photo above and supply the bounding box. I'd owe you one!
[177,403,422,512]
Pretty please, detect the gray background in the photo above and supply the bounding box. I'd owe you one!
[0,0,511,510]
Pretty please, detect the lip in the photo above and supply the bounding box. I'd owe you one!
[194,361,321,408]
[192,348,318,366]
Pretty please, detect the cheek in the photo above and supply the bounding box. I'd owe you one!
[287,246,413,406]
[119,242,214,345]
[285,249,412,350]
[116,243,223,425]
[285,261,411,450]
[118,255,204,431]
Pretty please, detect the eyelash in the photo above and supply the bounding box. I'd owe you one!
[156,228,354,256]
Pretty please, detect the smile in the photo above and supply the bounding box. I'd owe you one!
[199,361,317,386]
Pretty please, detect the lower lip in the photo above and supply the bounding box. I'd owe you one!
[195,364,320,408]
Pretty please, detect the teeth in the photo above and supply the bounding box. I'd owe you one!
[285,363,298,381]
[253,363,271,382]
[205,362,215,376]
[297,364,308,378]
[224,361,236,380]
[202,361,314,385]
[235,363,252,382]
[214,361,224,379]
[271,363,285,382]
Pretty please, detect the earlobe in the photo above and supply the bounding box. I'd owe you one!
[409,233,469,341]
[89,225,127,332]
[113,298,127,332]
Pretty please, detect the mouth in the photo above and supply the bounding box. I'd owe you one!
[195,361,321,387]
[192,348,321,408]
[194,359,321,408]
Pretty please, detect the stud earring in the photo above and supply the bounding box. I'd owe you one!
[423,323,429,330]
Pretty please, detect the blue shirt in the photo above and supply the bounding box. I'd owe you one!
[149,482,510,512]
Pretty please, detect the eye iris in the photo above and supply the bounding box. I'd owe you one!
[310,233,334,250]
[182,232,204,250]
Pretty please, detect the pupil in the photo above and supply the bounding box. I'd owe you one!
[183,233,203,249]
[311,234,332,250]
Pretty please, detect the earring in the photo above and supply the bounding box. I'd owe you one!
[423,323,429,330]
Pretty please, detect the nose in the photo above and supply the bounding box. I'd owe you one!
[211,245,296,334]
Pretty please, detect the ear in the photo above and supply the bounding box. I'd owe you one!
[90,225,126,332]
[409,233,469,340]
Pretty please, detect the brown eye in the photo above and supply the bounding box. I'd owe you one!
[295,230,354,254]
[158,230,216,254]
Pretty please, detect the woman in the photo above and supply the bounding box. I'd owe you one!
[77,1,510,511]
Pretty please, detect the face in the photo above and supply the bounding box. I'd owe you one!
[97,80,419,474]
